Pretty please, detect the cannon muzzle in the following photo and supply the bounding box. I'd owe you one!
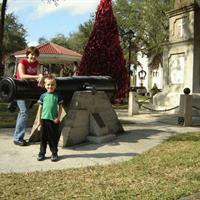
[0,76,116,103]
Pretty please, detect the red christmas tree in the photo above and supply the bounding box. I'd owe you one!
[78,0,128,102]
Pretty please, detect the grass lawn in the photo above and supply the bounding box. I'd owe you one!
[1,132,200,199]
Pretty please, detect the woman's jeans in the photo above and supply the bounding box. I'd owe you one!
[13,100,30,142]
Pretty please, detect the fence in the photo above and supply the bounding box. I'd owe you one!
[128,90,200,127]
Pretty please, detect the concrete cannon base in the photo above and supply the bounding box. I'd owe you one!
[29,91,124,147]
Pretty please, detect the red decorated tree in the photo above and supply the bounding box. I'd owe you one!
[78,0,128,102]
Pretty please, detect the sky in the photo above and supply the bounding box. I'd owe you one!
[1,0,100,46]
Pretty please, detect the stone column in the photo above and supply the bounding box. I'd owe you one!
[178,93,192,126]
[128,91,139,115]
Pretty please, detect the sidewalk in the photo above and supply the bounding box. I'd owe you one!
[0,109,200,173]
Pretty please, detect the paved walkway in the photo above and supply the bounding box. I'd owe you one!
[0,109,200,173]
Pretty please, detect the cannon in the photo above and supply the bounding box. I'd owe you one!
[0,76,116,104]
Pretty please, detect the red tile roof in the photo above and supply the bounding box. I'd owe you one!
[14,42,82,57]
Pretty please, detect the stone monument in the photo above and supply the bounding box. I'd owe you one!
[153,0,200,114]
[60,91,123,147]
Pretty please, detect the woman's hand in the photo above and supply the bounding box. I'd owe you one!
[37,74,44,87]
[37,73,43,81]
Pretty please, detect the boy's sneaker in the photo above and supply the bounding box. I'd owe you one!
[51,153,58,162]
[37,154,45,161]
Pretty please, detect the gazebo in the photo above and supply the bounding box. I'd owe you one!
[14,42,82,76]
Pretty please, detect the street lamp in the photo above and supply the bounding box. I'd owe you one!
[121,29,136,91]
[119,28,135,74]
[122,30,138,115]
[126,29,135,75]
[119,28,136,92]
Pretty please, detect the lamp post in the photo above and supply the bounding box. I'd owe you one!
[122,29,135,91]
[123,30,138,115]
[119,28,135,73]
[119,28,136,92]
[127,29,135,75]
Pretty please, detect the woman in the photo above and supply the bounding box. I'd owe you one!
[13,46,43,146]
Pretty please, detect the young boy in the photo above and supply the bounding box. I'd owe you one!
[37,74,63,162]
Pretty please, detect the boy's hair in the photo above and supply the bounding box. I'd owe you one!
[26,46,40,57]
[44,74,56,82]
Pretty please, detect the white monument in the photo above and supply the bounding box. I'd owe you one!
[153,0,200,114]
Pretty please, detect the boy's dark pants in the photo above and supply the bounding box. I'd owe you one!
[39,119,60,155]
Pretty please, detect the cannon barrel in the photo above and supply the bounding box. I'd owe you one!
[0,76,116,103]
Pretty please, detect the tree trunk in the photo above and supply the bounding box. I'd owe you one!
[0,0,7,77]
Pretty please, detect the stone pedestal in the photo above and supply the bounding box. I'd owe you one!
[86,113,116,144]
[60,91,123,147]
[128,91,139,115]
[178,94,192,126]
